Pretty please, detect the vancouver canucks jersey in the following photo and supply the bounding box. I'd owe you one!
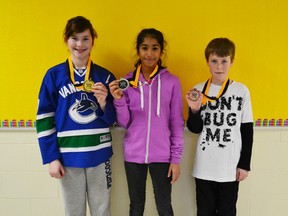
[36,60,116,168]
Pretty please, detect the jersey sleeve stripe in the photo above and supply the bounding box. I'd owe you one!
[36,117,55,133]
[37,128,56,139]
[36,112,55,120]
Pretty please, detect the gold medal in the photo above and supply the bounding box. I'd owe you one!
[83,79,95,92]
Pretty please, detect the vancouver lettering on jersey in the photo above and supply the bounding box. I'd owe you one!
[59,83,82,98]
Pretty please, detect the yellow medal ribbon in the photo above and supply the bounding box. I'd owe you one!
[129,64,159,88]
[68,56,91,91]
[202,77,230,106]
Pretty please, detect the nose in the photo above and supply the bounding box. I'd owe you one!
[146,48,152,57]
[77,40,84,47]
[216,62,222,70]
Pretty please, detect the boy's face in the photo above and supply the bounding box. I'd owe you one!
[207,54,233,85]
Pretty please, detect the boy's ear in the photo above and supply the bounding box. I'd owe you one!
[230,56,234,65]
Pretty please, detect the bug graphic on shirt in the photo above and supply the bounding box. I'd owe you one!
[200,141,209,151]
[218,143,226,148]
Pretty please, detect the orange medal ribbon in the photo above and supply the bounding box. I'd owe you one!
[129,64,159,88]
[202,77,230,106]
[68,56,91,91]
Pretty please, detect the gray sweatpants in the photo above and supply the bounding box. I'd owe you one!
[60,160,112,216]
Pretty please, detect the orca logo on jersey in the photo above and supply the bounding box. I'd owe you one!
[68,93,98,124]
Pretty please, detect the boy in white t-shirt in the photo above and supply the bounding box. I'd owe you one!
[186,38,253,216]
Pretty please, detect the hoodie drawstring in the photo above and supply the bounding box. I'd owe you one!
[139,81,144,111]
[138,74,161,117]
[157,74,161,117]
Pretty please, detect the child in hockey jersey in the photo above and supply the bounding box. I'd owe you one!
[186,38,253,216]
[109,28,184,216]
[36,16,116,216]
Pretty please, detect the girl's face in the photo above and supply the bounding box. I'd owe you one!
[138,37,162,72]
[65,29,93,62]
[207,54,233,85]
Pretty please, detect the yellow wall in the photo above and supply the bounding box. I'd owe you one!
[1,0,288,120]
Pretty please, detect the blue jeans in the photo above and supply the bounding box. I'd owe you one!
[124,162,174,216]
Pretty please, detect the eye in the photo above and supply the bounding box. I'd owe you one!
[140,46,148,51]
[211,59,217,64]
[152,46,160,51]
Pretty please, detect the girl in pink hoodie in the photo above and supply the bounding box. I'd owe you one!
[109,28,184,216]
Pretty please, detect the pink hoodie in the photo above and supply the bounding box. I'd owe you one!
[113,68,184,164]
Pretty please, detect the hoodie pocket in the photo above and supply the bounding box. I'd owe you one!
[124,125,148,156]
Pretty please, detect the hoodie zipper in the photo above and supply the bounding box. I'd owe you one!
[145,84,152,163]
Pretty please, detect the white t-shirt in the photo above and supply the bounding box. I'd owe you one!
[192,81,253,182]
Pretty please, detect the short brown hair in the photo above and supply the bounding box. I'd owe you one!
[205,38,235,62]
[63,16,97,43]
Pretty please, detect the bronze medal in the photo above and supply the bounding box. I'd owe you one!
[189,90,200,101]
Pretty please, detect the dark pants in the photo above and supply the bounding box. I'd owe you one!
[124,162,174,216]
[195,178,239,216]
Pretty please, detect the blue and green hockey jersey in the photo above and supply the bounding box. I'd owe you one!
[36,60,116,168]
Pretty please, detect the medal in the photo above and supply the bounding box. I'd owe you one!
[189,89,200,101]
[83,79,95,92]
[118,78,130,91]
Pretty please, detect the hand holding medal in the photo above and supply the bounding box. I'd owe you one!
[83,74,110,93]
[186,77,230,113]
[185,89,202,113]
[108,80,124,100]
[92,82,109,108]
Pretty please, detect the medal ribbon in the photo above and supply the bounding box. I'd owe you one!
[129,64,159,88]
[68,55,91,90]
[201,77,230,106]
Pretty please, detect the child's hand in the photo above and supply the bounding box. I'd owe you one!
[168,164,181,184]
[185,89,203,113]
[109,80,123,100]
[92,82,108,111]
[49,159,65,179]
[236,168,249,182]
